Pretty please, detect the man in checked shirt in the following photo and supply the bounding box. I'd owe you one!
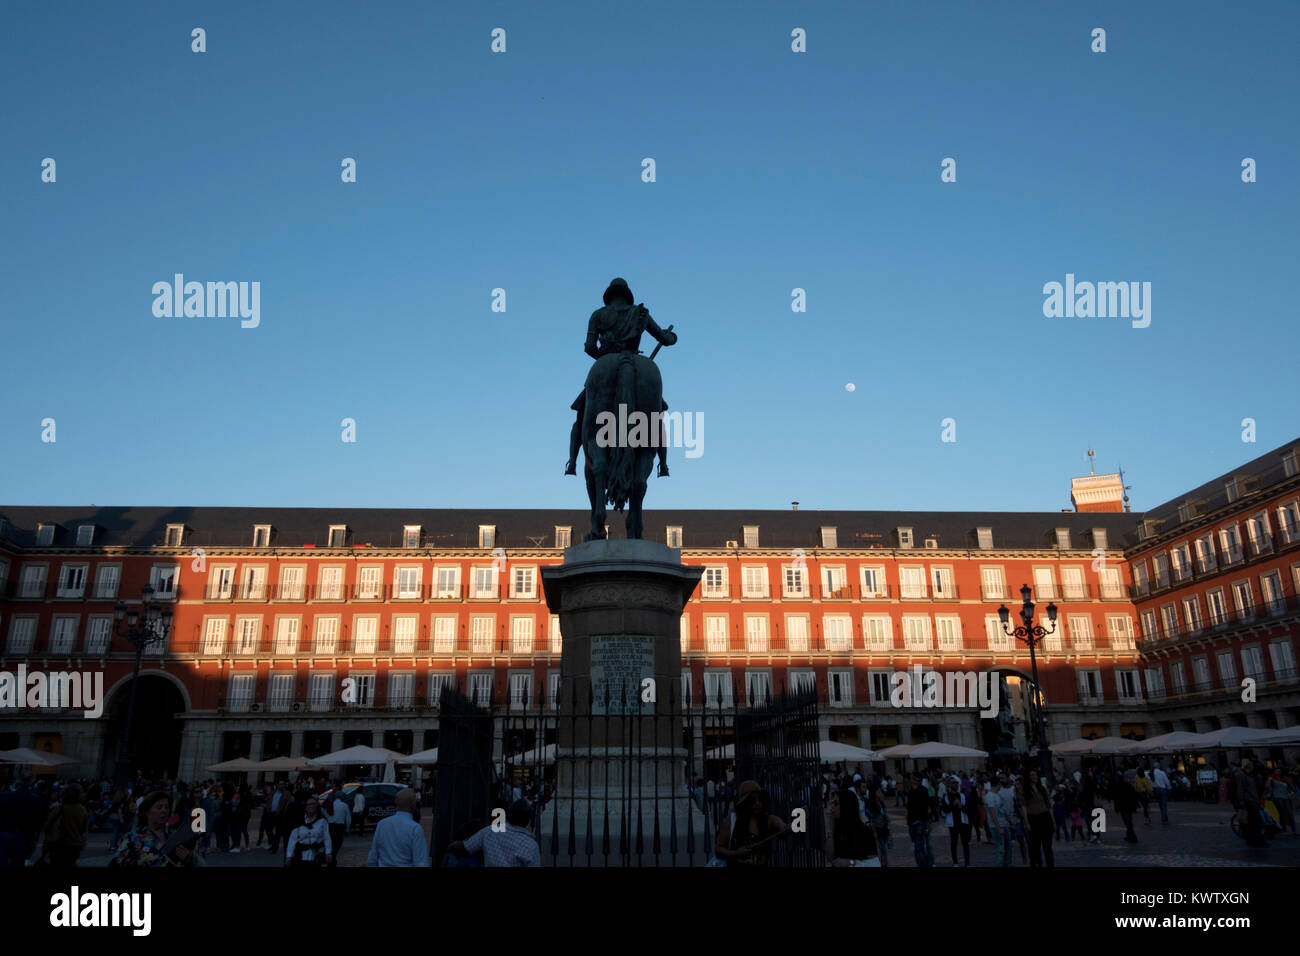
[450,800,541,867]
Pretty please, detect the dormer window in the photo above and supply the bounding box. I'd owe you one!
[555,526,572,549]
[897,527,914,549]
[976,527,993,550]
[326,525,348,548]
[820,526,837,549]
[1225,479,1241,504]
[77,524,96,547]
[742,525,759,549]
[1284,449,1299,478]
[1092,527,1108,550]
[479,525,496,549]
[164,524,184,547]
[1055,528,1071,550]
[403,525,422,549]
[666,526,683,549]
[253,524,272,548]
[36,524,56,546]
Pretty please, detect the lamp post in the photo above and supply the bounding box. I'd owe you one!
[112,585,174,787]
[998,584,1057,784]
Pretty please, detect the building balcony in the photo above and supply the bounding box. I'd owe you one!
[1136,593,1299,649]
[1144,667,1300,706]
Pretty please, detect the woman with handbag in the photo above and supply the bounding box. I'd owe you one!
[108,791,200,867]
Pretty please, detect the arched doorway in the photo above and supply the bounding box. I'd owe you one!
[105,674,186,782]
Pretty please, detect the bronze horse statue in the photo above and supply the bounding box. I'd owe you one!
[566,278,677,541]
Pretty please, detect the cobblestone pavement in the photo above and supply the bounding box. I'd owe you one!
[876,799,1300,868]
[69,800,1300,867]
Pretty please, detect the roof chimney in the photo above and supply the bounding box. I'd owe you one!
[791,501,799,511]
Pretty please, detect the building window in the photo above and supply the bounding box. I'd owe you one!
[234,617,261,655]
[57,564,88,598]
[741,566,768,599]
[680,615,691,652]
[511,566,537,599]
[863,616,891,650]
[820,526,837,549]
[36,524,56,546]
[899,567,926,599]
[1144,667,1165,699]
[703,671,733,708]
[705,616,728,653]
[433,616,457,654]
[274,617,300,654]
[828,670,853,707]
[1061,567,1085,600]
[393,616,418,654]
[19,564,48,598]
[278,567,305,600]
[85,616,111,655]
[869,671,893,706]
[822,566,847,598]
[976,527,993,550]
[432,567,458,599]
[202,618,228,655]
[150,564,179,597]
[77,525,96,546]
[1092,527,1108,550]
[468,567,495,599]
[1076,669,1103,703]
[823,616,852,651]
[227,675,256,713]
[1068,615,1093,650]
[1192,657,1212,691]
[783,565,808,598]
[935,616,962,650]
[6,617,37,654]
[347,673,376,707]
[205,566,232,600]
[511,617,535,653]
[1132,561,1149,594]
[1106,615,1134,650]
[1181,597,1203,634]
[395,566,422,599]
[980,567,1006,601]
[785,615,809,652]
[469,673,493,707]
[312,617,339,654]
[666,526,683,548]
[1177,502,1192,524]
[49,616,78,653]
[429,673,455,707]
[1055,528,1071,550]
[327,525,348,548]
[308,673,334,711]
[742,525,759,549]
[550,615,562,653]
[897,527,914,549]
[1232,580,1255,618]
[555,526,572,549]
[1116,670,1141,701]
[1099,567,1122,600]
[470,616,495,654]
[744,616,768,652]
[1269,640,1296,679]
[745,670,773,705]
[1261,570,1286,614]
[403,525,421,549]
[1242,646,1266,682]
[863,567,883,598]
[388,673,416,709]
[1225,480,1241,504]
[164,524,184,547]
[508,673,534,709]
[1168,661,1187,696]
[319,567,344,601]
[479,526,496,549]
[1216,650,1237,685]
[268,674,294,712]
[702,566,727,598]
[931,567,955,598]
[253,525,272,547]
[985,615,1010,651]
[902,616,930,651]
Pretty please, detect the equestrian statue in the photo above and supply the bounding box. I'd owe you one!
[564,277,677,541]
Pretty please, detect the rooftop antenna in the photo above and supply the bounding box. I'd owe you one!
[1118,463,1133,513]
[1087,448,1096,476]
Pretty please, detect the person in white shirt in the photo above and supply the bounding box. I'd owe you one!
[325,787,352,867]
[1151,765,1172,824]
[450,800,541,867]
[352,789,366,835]
[284,796,332,867]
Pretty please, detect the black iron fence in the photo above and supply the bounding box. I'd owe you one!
[427,680,825,867]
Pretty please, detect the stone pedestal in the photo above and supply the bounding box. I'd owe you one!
[540,539,707,864]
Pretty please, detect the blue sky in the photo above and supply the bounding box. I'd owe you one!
[2,1,1297,513]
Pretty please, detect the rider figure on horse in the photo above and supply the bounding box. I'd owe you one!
[564,277,677,477]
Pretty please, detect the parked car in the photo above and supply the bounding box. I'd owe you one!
[320,782,405,830]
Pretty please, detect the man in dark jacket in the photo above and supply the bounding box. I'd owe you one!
[1234,758,1268,848]
[0,775,45,868]
[905,773,935,867]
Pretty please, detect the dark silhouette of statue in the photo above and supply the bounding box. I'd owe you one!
[565,277,677,541]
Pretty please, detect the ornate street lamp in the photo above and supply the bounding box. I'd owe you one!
[998,584,1057,783]
[112,585,174,786]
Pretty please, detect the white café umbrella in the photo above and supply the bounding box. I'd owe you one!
[875,744,916,759]
[1124,731,1207,754]
[705,744,735,760]
[0,748,79,766]
[907,741,988,760]
[507,743,556,766]
[397,748,439,765]
[1238,726,1300,746]
[255,756,314,772]
[1089,737,1145,756]
[818,740,881,762]
[307,745,407,767]
[1178,726,1273,751]
[206,757,262,772]
[1047,738,1098,755]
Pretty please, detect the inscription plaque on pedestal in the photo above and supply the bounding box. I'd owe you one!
[590,634,655,715]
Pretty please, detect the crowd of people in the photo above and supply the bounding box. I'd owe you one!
[1,755,1296,868]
